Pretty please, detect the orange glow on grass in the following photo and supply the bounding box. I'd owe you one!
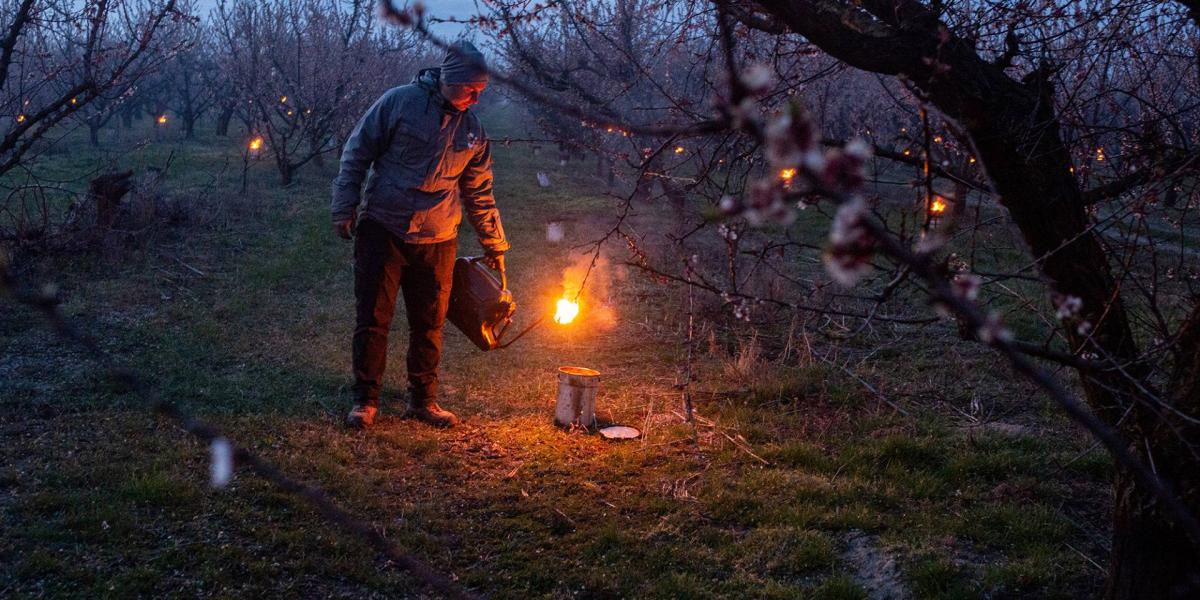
[554,298,580,325]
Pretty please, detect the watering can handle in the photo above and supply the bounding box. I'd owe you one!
[467,255,507,291]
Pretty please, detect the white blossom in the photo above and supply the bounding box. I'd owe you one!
[1054,294,1083,320]
[740,64,773,95]
[976,312,1012,343]
[844,138,873,161]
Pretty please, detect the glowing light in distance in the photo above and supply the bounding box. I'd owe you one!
[930,197,948,215]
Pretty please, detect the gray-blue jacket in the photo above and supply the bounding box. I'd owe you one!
[331,68,508,252]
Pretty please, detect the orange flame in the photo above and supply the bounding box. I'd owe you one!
[674,145,685,154]
[779,167,796,182]
[15,114,25,123]
[1095,147,1105,162]
[930,197,948,215]
[248,136,264,151]
[157,114,168,125]
[554,298,580,324]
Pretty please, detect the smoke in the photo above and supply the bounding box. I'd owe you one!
[560,252,624,330]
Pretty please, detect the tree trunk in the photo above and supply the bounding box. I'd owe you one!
[216,106,234,137]
[1107,306,1200,598]
[1108,466,1200,599]
[956,71,1198,600]
[89,171,134,234]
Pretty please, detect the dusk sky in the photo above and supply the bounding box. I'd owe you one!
[193,0,477,38]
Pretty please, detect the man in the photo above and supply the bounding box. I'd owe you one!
[331,41,508,429]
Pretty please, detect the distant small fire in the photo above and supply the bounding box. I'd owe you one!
[554,298,580,325]
[779,167,796,182]
[248,136,264,151]
[929,196,948,215]
[157,114,168,125]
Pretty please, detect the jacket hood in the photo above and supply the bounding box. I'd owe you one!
[414,67,460,114]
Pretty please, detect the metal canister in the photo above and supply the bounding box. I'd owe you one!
[555,366,600,428]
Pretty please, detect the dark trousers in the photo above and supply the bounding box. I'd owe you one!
[352,219,457,407]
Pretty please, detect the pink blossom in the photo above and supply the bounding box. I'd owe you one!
[823,197,875,286]
[952,273,982,301]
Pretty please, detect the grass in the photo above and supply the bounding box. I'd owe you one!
[0,104,1116,598]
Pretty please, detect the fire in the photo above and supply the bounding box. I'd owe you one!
[157,114,168,124]
[248,136,263,151]
[674,145,684,154]
[280,95,288,103]
[1095,147,1105,162]
[929,196,948,215]
[779,167,796,181]
[15,114,25,123]
[554,298,580,325]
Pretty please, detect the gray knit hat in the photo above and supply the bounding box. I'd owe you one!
[441,41,488,85]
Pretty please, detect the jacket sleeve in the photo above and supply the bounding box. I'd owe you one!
[330,90,397,222]
[459,135,510,252]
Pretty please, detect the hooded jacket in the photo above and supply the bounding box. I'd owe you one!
[331,68,508,252]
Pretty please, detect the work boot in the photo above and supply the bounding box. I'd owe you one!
[405,400,460,428]
[345,404,378,429]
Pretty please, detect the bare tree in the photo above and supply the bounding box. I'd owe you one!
[0,0,191,243]
[213,0,423,185]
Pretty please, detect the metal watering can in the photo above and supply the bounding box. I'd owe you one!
[447,257,540,351]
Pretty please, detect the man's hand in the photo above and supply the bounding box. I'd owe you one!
[483,249,506,289]
[333,218,355,240]
[483,249,505,272]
